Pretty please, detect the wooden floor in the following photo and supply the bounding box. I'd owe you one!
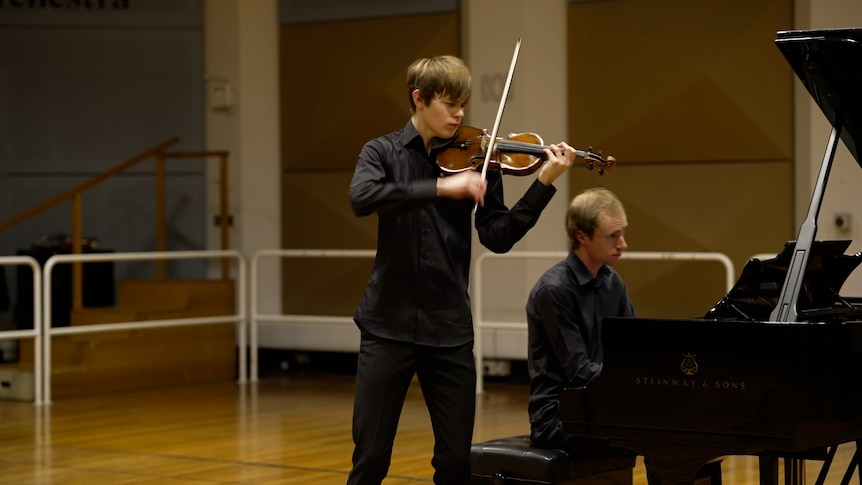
[0,371,859,484]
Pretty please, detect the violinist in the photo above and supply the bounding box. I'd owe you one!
[347,54,576,485]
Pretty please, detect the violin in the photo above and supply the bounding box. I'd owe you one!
[436,125,615,177]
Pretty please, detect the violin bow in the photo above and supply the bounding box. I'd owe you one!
[474,37,522,214]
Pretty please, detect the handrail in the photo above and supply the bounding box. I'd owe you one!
[249,249,375,381]
[0,256,42,405]
[247,249,735,394]
[0,137,180,234]
[0,138,233,310]
[41,250,247,404]
[472,250,736,394]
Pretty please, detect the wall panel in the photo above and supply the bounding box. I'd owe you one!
[567,0,795,318]
[279,13,460,314]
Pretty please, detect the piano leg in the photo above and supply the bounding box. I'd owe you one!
[759,456,779,485]
[813,445,837,485]
[759,456,806,485]
[784,458,804,485]
[839,441,861,485]
[798,442,862,485]
[857,440,862,485]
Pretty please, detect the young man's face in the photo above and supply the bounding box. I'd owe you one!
[421,94,467,140]
[579,211,628,268]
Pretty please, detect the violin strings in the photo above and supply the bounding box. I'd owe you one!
[460,138,601,163]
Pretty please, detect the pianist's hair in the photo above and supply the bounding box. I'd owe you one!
[407,55,472,114]
[567,187,626,251]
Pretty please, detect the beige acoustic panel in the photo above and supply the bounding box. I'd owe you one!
[567,0,792,163]
[281,171,375,315]
[569,160,793,319]
[614,259,729,320]
[281,255,372,315]
[280,13,460,173]
[282,171,376,249]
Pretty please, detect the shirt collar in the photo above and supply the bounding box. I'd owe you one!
[399,119,457,153]
[399,119,423,147]
[567,251,611,288]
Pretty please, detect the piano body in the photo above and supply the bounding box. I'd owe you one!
[560,28,862,485]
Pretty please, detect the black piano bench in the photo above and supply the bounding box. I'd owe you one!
[469,435,636,485]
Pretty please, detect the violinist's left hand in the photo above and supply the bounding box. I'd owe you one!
[537,142,575,187]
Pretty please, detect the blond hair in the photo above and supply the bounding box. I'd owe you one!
[406,55,472,113]
[566,187,626,251]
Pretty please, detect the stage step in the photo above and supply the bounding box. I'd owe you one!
[15,279,237,399]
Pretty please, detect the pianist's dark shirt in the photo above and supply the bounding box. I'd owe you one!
[349,120,557,347]
[526,251,635,446]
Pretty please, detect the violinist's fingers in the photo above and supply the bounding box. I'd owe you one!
[475,179,487,206]
[558,143,576,165]
[437,170,487,202]
[538,143,575,186]
[470,176,486,199]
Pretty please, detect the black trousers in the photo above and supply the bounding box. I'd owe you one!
[347,331,476,485]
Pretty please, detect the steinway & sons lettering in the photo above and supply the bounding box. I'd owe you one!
[631,353,747,390]
[634,376,746,390]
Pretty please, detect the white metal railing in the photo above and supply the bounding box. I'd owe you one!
[472,250,736,394]
[41,250,247,404]
[0,256,42,404]
[0,246,778,403]
[249,249,375,381]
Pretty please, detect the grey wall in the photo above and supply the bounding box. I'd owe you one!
[0,0,206,323]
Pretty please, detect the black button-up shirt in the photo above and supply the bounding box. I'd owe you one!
[526,252,635,444]
[349,120,556,347]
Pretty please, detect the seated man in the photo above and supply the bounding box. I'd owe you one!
[526,187,660,484]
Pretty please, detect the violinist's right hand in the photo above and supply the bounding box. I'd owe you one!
[437,170,487,206]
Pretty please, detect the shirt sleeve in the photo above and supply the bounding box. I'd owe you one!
[617,278,637,318]
[348,139,437,216]
[533,282,603,386]
[474,173,557,253]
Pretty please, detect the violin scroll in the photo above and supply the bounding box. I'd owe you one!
[578,147,616,176]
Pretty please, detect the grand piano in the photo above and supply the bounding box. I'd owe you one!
[560,28,862,485]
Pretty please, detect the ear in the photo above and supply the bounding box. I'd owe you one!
[575,230,590,245]
[412,89,424,109]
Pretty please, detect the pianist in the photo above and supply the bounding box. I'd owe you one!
[525,187,662,482]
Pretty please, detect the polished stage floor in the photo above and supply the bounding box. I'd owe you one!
[0,369,859,484]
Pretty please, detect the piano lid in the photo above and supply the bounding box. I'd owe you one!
[776,28,862,167]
